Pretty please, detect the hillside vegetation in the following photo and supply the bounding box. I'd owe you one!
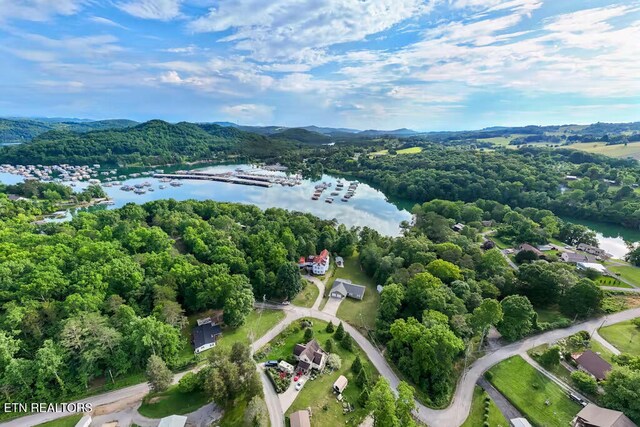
[0,118,137,144]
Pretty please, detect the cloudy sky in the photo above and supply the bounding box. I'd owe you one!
[0,0,638,130]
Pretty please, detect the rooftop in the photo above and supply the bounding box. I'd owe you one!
[575,350,612,380]
[193,322,222,349]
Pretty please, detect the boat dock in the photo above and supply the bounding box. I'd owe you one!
[153,173,273,188]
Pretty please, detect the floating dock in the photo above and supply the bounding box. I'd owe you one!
[153,173,273,188]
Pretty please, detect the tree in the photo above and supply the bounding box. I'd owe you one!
[514,250,539,264]
[426,259,462,283]
[276,263,302,301]
[334,322,345,341]
[602,367,640,421]
[539,345,561,368]
[396,381,417,427]
[223,279,255,328]
[326,321,335,333]
[517,261,578,307]
[341,333,353,351]
[325,338,334,353]
[376,283,405,338]
[626,246,640,267]
[146,355,172,392]
[571,370,598,395]
[177,372,202,393]
[560,279,603,318]
[352,355,363,374]
[304,327,314,341]
[470,299,503,337]
[497,295,536,341]
[355,367,369,388]
[367,378,399,427]
[327,353,342,370]
[244,396,269,427]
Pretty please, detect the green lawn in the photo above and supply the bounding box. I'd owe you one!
[217,309,286,351]
[370,147,423,156]
[595,276,632,289]
[333,255,379,333]
[599,318,640,355]
[535,306,569,324]
[138,385,211,418]
[36,415,83,427]
[607,265,640,287]
[486,356,582,427]
[489,235,510,250]
[259,318,378,427]
[567,142,640,159]
[292,279,319,308]
[219,397,247,427]
[461,386,509,427]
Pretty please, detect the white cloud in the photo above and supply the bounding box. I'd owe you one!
[117,0,181,21]
[190,0,431,63]
[0,0,87,22]
[88,16,128,29]
[220,103,274,123]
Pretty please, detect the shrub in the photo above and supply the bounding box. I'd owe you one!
[571,370,598,395]
[177,372,202,393]
[341,333,353,351]
[538,345,561,368]
[326,322,335,333]
[304,327,314,341]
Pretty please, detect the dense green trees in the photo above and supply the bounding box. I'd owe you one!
[497,295,537,341]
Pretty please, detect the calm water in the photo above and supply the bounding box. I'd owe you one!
[561,217,640,259]
[0,164,412,236]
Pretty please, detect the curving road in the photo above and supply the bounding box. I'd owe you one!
[6,286,640,427]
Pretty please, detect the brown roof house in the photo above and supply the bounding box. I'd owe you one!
[293,339,326,373]
[289,409,312,427]
[573,350,612,381]
[573,404,637,427]
[517,243,543,257]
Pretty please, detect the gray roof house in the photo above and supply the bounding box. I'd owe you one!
[330,278,366,300]
[573,404,637,427]
[562,252,597,264]
[192,322,222,354]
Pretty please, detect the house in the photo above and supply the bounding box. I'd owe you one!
[578,243,608,258]
[481,220,494,227]
[562,252,597,264]
[572,404,637,427]
[289,410,312,427]
[577,262,608,275]
[333,375,348,393]
[293,339,326,372]
[335,256,344,268]
[566,175,579,180]
[158,415,188,427]
[517,243,543,257]
[573,350,612,381]
[192,319,222,354]
[278,360,294,374]
[330,279,366,300]
[537,244,555,251]
[452,223,465,232]
[299,249,331,275]
[510,418,533,427]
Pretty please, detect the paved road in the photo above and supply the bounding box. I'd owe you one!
[601,286,640,293]
[592,329,621,355]
[9,303,640,427]
[303,275,326,310]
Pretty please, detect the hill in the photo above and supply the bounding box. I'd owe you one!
[271,128,331,144]
[0,118,138,144]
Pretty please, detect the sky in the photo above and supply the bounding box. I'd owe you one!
[0,0,638,131]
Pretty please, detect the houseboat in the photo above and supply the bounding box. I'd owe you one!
[325,198,334,203]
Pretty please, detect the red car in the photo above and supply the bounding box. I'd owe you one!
[293,376,299,382]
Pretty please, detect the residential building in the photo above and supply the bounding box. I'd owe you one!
[573,350,612,381]
[562,252,597,264]
[192,318,223,354]
[577,243,608,258]
[335,256,344,268]
[158,415,188,427]
[452,223,465,232]
[330,278,366,300]
[293,339,326,372]
[577,262,608,275]
[289,410,312,427]
[517,243,543,257]
[299,249,331,275]
[333,375,348,393]
[573,404,637,427]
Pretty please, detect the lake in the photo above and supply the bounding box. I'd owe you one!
[560,217,640,259]
[0,164,412,236]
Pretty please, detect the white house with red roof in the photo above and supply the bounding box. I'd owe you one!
[298,249,330,275]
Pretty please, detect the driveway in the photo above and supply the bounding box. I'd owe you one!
[477,377,522,421]
[302,275,326,310]
[591,329,621,355]
[322,295,344,316]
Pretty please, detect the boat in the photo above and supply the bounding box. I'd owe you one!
[170,181,182,187]
[103,183,112,187]
[311,196,319,200]
[120,185,133,191]
[134,183,144,189]
[341,198,349,202]
[134,188,146,194]
[148,188,155,192]
[331,192,339,196]
[159,185,167,189]
[142,181,151,187]
[325,198,334,203]
[160,177,171,182]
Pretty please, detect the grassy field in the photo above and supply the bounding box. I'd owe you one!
[333,255,379,333]
[292,279,319,308]
[567,142,640,159]
[535,306,569,324]
[219,397,247,427]
[486,356,582,427]
[217,309,286,351]
[370,146,423,156]
[461,386,509,427]
[599,318,640,355]
[138,385,211,418]
[259,318,378,427]
[36,415,83,427]
[607,265,640,287]
[595,276,633,289]
[489,235,510,249]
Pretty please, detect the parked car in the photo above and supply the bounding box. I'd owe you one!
[265,360,279,368]
[295,380,305,391]
[281,300,290,305]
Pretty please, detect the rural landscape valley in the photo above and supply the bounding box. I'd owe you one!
[1,1,640,427]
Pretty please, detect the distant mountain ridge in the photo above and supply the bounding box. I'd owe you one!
[0,118,138,144]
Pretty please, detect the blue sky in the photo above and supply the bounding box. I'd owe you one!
[0,0,638,131]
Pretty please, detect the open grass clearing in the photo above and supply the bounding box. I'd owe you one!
[486,356,582,427]
[595,276,632,289]
[332,255,379,333]
[461,386,509,427]
[216,309,285,352]
[599,318,640,355]
[138,385,211,418]
[535,306,569,324]
[607,265,640,288]
[292,279,319,308]
[258,318,378,427]
[36,415,83,427]
[370,147,423,156]
[567,142,640,159]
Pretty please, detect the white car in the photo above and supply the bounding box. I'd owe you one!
[295,380,305,391]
